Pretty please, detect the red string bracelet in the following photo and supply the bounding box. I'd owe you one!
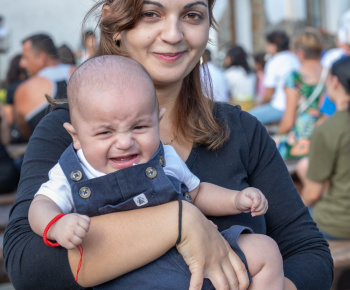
[43,213,84,281]
[43,213,66,247]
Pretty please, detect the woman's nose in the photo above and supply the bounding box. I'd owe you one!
[160,16,183,44]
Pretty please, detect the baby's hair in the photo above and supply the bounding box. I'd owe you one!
[67,55,157,124]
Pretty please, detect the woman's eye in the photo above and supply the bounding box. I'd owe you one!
[185,13,202,20]
[141,12,158,18]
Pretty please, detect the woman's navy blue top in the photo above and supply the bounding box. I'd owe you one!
[4,103,333,290]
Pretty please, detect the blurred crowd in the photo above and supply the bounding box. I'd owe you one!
[1,8,350,242]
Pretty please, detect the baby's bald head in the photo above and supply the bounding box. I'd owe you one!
[67,55,157,125]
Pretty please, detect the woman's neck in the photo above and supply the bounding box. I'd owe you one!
[335,93,350,111]
[155,82,182,142]
[299,59,322,84]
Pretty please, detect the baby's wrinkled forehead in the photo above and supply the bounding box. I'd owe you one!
[67,55,157,122]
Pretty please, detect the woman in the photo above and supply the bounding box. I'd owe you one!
[4,1,333,289]
[275,28,325,159]
[224,45,256,110]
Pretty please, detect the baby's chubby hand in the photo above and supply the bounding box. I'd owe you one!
[234,187,268,217]
[50,213,90,250]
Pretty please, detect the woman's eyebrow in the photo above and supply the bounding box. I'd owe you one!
[143,1,208,9]
[184,1,208,9]
[144,1,163,8]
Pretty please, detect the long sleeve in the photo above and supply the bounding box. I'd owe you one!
[240,109,333,289]
[3,104,81,290]
[187,103,333,290]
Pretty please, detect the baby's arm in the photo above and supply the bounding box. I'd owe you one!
[29,195,90,249]
[190,183,268,217]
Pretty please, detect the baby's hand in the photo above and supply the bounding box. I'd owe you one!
[235,187,268,216]
[50,213,90,250]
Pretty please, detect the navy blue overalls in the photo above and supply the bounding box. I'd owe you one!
[59,143,251,289]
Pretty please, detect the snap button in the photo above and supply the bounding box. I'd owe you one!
[79,187,91,199]
[159,156,166,167]
[183,192,192,203]
[145,167,157,179]
[70,170,82,182]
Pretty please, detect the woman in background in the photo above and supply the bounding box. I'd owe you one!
[224,45,256,110]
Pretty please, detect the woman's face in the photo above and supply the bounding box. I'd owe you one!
[115,0,210,87]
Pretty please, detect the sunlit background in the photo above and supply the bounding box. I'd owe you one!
[1,0,350,81]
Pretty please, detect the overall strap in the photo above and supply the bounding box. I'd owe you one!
[58,144,89,188]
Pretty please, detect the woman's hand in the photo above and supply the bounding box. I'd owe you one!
[176,201,250,290]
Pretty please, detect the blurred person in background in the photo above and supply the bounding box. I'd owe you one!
[58,44,77,66]
[0,103,20,194]
[200,48,230,102]
[319,9,350,119]
[274,28,325,160]
[0,15,10,53]
[3,54,29,144]
[75,30,98,64]
[253,52,266,106]
[14,33,75,138]
[249,30,300,124]
[224,45,256,111]
[298,56,350,241]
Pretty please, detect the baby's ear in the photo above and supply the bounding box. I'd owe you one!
[159,107,166,121]
[63,122,81,150]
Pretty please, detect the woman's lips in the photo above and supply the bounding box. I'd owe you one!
[109,154,140,169]
[153,52,185,62]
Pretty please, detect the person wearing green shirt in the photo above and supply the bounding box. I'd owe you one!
[299,56,350,239]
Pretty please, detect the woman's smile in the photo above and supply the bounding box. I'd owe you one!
[153,52,186,62]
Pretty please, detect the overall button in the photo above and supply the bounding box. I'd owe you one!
[145,167,157,179]
[79,187,91,199]
[70,170,82,182]
[183,192,192,203]
[159,156,166,167]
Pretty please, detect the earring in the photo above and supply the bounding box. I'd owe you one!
[114,39,120,47]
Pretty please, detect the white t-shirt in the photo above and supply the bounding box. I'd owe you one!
[36,145,200,213]
[264,51,300,111]
[224,66,256,102]
[201,61,230,102]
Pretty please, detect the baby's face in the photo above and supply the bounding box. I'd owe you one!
[70,85,160,175]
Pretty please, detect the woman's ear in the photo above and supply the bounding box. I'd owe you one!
[63,122,81,150]
[113,33,121,46]
[332,75,341,90]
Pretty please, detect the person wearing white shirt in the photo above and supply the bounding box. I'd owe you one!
[249,30,300,124]
[200,49,230,102]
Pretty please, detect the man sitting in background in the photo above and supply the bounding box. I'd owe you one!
[14,34,75,138]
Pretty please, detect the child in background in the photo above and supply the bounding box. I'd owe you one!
[29,55,284,289]
[253,52,266,105]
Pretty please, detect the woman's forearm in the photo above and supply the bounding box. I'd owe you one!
[69,201,179,287]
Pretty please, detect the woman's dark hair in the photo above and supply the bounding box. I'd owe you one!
[253,52,266,69]
[266,30,290,52]
[331,55,350,95]
[83,0,230,150]
[225,45,251,74]
[57,44,76,65]
[5,54,28,86]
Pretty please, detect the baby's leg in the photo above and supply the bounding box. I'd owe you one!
[237,234,284,290]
